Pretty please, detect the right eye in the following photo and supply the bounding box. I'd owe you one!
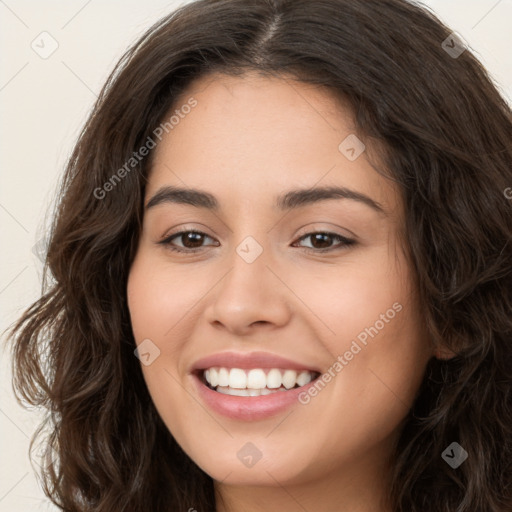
[159,230,219,253]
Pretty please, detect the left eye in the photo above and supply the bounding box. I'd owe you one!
[293,232,356,251]
[159,230,355,253]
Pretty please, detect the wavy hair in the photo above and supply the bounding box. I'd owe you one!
[7,0,512,510]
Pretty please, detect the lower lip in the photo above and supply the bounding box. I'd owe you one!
[192,373,317,421]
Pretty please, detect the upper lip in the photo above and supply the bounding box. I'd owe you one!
[190,351,322,373]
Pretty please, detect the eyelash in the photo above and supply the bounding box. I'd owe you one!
[158,230,356,254]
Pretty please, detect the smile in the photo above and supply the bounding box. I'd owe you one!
[202,367,320,396]
[190,351,323,420]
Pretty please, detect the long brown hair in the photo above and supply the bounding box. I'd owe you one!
[7,0,512,510]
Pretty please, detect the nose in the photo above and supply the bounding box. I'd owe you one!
[204,244,292,336]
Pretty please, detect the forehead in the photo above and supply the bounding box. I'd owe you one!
[147,72,400,219]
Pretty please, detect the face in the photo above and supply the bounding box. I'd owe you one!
[127,72,432,492]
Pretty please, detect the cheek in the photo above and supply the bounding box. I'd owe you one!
[293,247,429,430]
[292,246,411,349]
[126,255,190,398]
[127,256,197,436]
[127,254,203,343]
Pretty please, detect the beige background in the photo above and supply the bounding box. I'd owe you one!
[1,1,511,510]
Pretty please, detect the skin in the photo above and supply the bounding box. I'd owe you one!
[127,71,434,512]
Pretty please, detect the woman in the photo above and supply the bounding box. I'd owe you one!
[8,0,512,511]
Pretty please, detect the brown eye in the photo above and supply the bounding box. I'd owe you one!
[177,232,207,248]
[308,233,334,249]
[294,232,356,252]
[160,230,218,253]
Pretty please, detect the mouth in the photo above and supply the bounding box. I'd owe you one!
[190,351,324,420]
[196,367,322,396]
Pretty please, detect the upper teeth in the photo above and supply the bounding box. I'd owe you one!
[204,367,316,390]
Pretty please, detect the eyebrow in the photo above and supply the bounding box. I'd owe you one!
[145,185,385,214]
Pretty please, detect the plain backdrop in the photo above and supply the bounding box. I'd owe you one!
[1,1,511,510]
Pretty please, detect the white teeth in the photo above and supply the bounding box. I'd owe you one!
[208,368,218,387]
[228,368,247,389]
[266,369,282,388]
[216,386,284,396]
[296,370,312,387]
[282,370,298,389]
[218,367,229,387]
[217,387,250,396]
[203,367,317,393]
[247,369,267,389]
